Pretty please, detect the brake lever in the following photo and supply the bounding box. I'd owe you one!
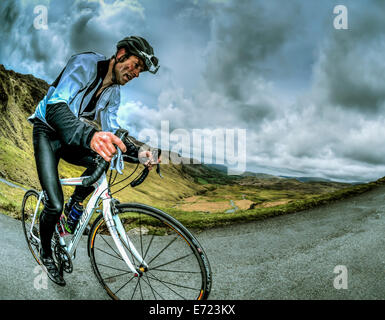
[111,148,124,175]
[110,129,130,175]
[139,148,163,178]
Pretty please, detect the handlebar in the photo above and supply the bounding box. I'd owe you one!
[82,130,161,188]
[81,158,109,187]
[130,167,149,187]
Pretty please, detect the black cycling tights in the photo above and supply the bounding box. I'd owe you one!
[33,119,99,257]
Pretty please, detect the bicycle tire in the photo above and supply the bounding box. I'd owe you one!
[21,189,43,265]
[88,202,212,300]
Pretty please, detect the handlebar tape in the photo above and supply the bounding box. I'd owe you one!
[82,158,109,187]
[130,167,149,188]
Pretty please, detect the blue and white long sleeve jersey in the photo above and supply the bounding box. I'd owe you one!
[28,52,121,134]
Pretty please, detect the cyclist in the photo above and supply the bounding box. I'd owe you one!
[28,36,160,286]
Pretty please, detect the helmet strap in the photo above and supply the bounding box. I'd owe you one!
[111,55,118,84]
[111,50,131,84]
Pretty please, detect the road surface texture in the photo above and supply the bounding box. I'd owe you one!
[1,185,385,300]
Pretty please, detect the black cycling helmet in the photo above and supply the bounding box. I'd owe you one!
[116,36,159,74]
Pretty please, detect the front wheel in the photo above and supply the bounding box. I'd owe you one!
[88,203,212,300]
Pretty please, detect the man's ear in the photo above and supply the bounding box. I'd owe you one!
[116,48,127,61]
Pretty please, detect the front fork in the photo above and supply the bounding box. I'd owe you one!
[103,198,148,276]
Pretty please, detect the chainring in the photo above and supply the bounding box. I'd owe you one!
[54,242,73,274]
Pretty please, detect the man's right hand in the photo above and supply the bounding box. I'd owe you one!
[90,131,127,162]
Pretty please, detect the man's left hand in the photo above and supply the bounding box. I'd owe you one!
[138,150,161,170]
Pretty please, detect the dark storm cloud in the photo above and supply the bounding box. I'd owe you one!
[68,0,145,55]
[0,0,145,81]
[0,0,20,34]
[314,1,385,114]
[0,1,54,76]
[0,1,21,52]
[203,0,299,101]
[187,0,306,128]
[69,1,101,52]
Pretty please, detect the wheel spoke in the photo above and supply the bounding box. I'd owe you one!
[146,272,188,299]
[138,276,144,300]
[141,274,164,300]
[147,271,201,292]
[103,271,131,282]
[130,277,140,300]
[114,275,135,295]
[95,246,123,261]
[151,253,194,270]
[150,268,201,274]
[143,234,155,260]
[99,228,122,259]
[97,263,129,273]
[148,236,178,265]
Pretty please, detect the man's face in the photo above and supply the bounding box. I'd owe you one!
[114,49,145,85]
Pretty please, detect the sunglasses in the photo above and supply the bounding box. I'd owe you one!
[139,50,159,74]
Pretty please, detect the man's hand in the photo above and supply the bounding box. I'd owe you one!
[90,131,127,162]
[138,150,162,171]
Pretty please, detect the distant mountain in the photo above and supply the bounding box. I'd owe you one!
[279,176,332,182]
[203,164,281,179]
[240,171,280,179]
[203,164,228,173]
[278,175,362,184]
[182,163,241,185]
[203,166,354,184]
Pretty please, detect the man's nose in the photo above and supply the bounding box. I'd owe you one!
[134,70,140,78]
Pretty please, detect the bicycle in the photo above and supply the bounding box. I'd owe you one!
[21,131,212,300]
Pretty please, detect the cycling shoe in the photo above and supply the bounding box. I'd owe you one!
[39,249,66,287]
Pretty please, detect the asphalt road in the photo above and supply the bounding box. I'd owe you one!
[1,185,385,300]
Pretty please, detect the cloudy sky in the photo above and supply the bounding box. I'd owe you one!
[1,0,385,182]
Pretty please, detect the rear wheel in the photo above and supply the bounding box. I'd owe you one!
[21,190,43,265]
[88,203,212,300]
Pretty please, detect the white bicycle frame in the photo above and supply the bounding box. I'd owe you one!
[31,172,149,276]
